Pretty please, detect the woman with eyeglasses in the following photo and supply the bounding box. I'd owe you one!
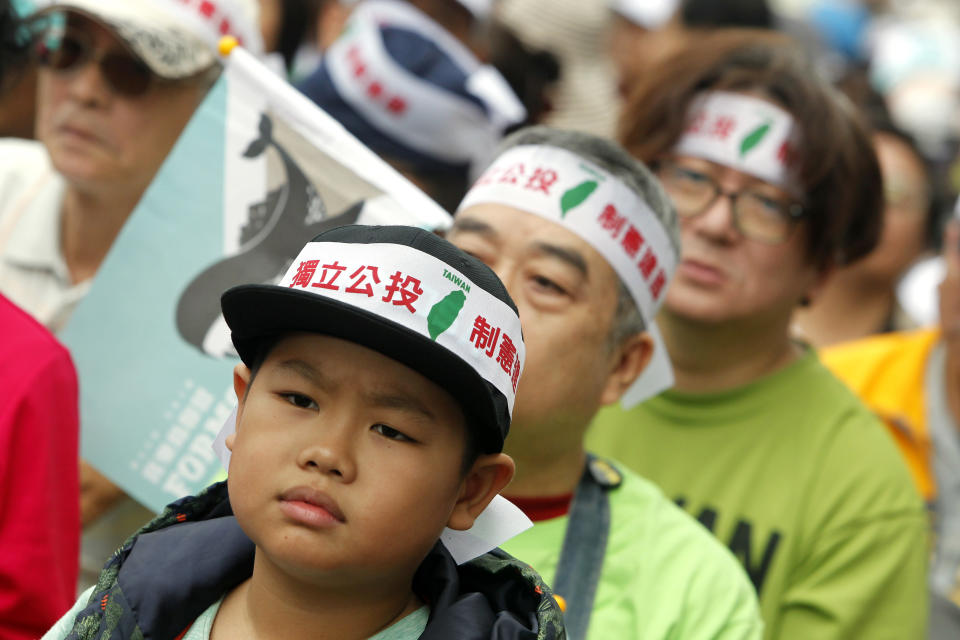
[587,30,929,639]
[0,0,222,592]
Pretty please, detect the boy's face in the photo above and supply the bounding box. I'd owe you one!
[226,333,472,585]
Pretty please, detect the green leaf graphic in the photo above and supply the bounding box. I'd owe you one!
[427,290,466,341]
[739,122,771,157]
[560,180,598,217]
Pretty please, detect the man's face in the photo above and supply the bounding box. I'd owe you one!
[661,156,821,327]
[227,333,469,586]
[35,16,208,195]
[447,204,623,450]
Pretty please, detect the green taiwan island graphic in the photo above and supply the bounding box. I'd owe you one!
[560,180,599,217]
[739,121,772,157]
[428,289,466,340]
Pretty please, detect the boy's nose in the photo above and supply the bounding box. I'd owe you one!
[298,432,357,482]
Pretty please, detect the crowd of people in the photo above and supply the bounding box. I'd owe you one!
[1,0,958,639]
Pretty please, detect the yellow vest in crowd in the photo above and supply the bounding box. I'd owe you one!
[821,328,940,502]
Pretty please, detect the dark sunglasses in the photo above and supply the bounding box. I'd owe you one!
[36,30,154,97]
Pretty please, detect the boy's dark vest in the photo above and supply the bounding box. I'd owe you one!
[64,482,565,640]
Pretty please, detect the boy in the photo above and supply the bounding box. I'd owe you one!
[45,225,564,640]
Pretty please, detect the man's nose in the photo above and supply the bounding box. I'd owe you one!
[65,56,112,106]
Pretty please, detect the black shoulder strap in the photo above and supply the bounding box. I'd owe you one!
[551,454,621,640]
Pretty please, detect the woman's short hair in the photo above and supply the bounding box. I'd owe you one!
[618,29,883,271]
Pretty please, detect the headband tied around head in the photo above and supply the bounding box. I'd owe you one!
[674,91,801,194]
[458,144,679,405]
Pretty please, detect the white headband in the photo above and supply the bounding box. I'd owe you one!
[280,241,525,411]
[324,0,525,170]
[159,0,264,55]
[674,91,800,193]
[458,144,679,405]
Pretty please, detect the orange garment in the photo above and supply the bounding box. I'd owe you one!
[821,328,940,502]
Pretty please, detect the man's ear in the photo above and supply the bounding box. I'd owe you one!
[446,453,516,531]
[599,332,653,406]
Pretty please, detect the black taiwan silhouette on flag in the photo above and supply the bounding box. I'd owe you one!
[175,112,386,356]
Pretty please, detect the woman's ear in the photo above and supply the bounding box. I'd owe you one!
[446,453,516,531]
[801,262,836,307]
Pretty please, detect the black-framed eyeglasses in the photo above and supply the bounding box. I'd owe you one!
[655,160,805,244]
[35,28,154,97]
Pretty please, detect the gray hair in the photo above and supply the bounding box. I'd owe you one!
[494,126,681,348]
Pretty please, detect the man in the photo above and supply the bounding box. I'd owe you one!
[446,125,762,639]
[0,0,248,587]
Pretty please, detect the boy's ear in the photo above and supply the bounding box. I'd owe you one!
[599,332,653,406]
[446,453,515,531]
[232,364,252,435]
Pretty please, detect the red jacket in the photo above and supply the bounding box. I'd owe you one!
[0,294,79,639]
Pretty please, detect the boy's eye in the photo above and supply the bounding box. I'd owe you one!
[371,423,416,443]
[281,392,318,410]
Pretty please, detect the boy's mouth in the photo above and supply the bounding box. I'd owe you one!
[278,486,347,526]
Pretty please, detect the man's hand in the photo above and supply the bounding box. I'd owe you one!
[938,221,960,428]
[80,460,127,527]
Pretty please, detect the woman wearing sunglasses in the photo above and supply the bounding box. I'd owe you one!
[587,30,929,639]
[0,0,224,592]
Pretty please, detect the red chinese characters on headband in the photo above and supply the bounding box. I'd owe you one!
[382,272,423,313]
[345,265,381,296]
[311,261,347,290]
[470,316,521,391]
[685,110,737,142]
[345,46,408,116]
[177,0,244,45]
[776,140,796,168]
[288,260,423,312]
[475,163,559,195]
[596,204,668,302]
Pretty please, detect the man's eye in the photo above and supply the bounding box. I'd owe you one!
[456,246,493,267]
[531,275,566,294]
[371,424,416,443]
[281,393,317,410]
